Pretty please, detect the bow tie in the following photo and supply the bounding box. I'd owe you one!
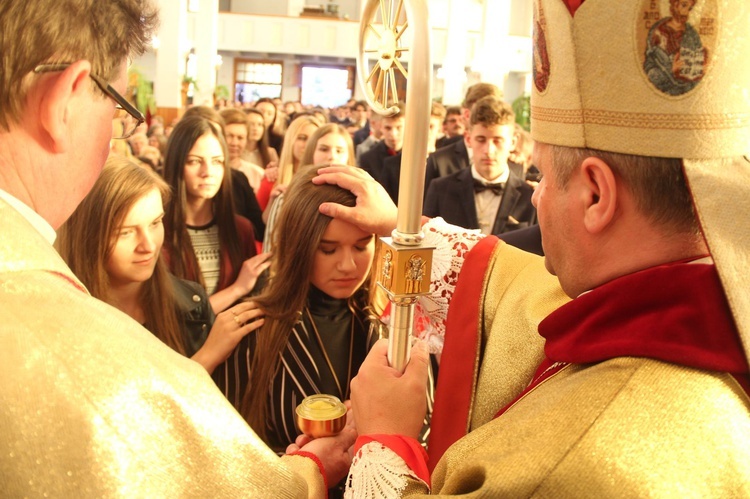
[473,180,505,195]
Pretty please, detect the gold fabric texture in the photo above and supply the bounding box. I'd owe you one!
[530,0,750,367]
[531,0,750,160]
[686,157,750,372]
[428,358,750,497]
[470,242,570,430]
[399,240,750,496]
[0,199,321,497]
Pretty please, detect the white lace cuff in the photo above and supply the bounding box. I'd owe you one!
[344,441,429,499]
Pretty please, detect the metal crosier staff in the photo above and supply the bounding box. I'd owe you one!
[357,0,433,372]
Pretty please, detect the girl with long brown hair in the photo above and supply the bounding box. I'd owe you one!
[255,97,285,156]
[242,107,278,169]
[57,156,264,373]
[213,165,379,453]
[162,115,271,314]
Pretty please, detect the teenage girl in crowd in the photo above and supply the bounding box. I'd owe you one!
[57,157,264,374]
[299,123,355,167]
[162,115,271,314]
[255,97,285,156]
[255,114,321,211]
[263,123,355,252]
[242,107,278,170]
[213,165,379,454]
[182,106,266,245]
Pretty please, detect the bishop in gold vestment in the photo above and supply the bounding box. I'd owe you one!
[342,0,750,495]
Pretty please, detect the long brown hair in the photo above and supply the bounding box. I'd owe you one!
[241,165,362,436]
[56,156,187,355]
[255,96,286,138]
[245,107,273,168]
[162,115,243,289]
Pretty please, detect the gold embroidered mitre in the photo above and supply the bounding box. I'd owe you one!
[531,0,749,157]
[531,0,750,359]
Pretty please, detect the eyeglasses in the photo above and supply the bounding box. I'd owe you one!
[34,63,145,139]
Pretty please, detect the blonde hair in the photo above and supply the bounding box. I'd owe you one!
[110,120,133,158]
[276,115,322,187]
[431,101,447,121]
[300,123,356,167]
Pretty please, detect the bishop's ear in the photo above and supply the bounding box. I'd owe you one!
[579,156,617,234]
[37,60,92,154]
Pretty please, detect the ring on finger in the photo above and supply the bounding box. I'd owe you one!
[233,315,241,325]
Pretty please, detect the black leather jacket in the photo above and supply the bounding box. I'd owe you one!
[170,275,215,357]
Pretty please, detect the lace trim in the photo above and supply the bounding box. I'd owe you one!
[377,218,483,354]
[344,442,428,499]
[419,218,484,354]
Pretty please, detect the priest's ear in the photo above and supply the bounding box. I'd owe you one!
[579,156,617,234]
[36,60,92,154]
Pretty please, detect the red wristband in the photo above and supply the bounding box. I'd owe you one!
[289,450,329,491]
[355,435,430,486]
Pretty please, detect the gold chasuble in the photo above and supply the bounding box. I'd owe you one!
[408,241,750,496]
[429,359,750,496]
[0,198,324,497]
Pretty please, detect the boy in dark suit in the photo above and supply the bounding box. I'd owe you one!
[424,97,536,235]
[381,102,446,203]
[359,104,405,183]
[424,83,503,194]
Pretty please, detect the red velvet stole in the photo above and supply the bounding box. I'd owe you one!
[428,236,499,472]
[496,260,749,419]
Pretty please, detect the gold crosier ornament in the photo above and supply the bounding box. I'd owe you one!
[357,0,433,372]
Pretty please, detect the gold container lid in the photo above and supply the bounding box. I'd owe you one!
[295,394,347,421]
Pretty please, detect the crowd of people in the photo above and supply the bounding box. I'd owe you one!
[2,0,749,497]
[129,86,541,239]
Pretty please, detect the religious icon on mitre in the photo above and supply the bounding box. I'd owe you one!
[638,0,717,97]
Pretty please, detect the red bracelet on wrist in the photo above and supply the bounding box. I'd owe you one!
[289,450,329,491]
